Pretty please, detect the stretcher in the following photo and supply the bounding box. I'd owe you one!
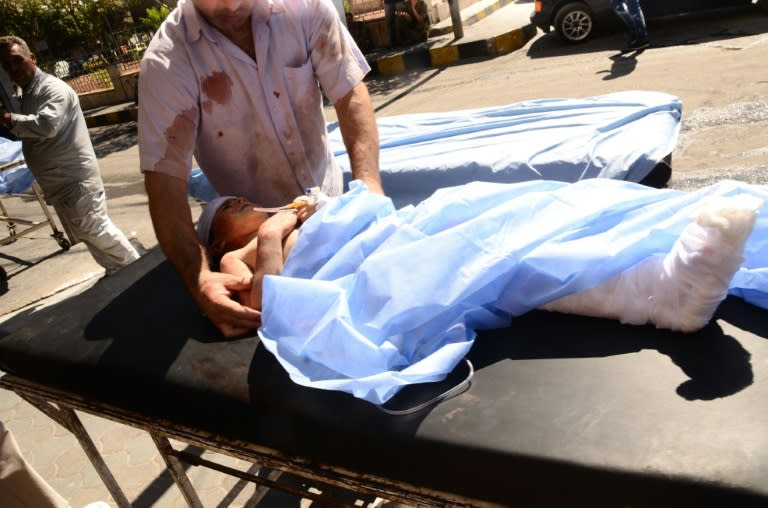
[0,247,766,507]
[0,147,73,251]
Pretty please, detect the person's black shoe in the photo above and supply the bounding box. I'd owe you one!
[0,265,8,295]
[639,160,672,189]
[624,37,650,52]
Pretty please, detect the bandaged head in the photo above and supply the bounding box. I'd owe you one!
[196,195,236,247]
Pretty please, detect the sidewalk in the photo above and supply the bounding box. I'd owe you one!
[85,0,536,127]
[366,0,536,75]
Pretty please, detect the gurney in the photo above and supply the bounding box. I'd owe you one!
[0,242,766,507]
[0,138,72,251]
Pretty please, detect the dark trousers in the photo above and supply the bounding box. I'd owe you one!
[611,0,647,40]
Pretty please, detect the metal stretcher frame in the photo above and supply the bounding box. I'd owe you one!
[0,374,497,508]
[0,160,72,250]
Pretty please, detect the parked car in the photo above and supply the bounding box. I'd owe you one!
[531,0,761,43]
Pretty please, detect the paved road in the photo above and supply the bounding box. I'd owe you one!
[365,8,768,192]
[0,6,766,507]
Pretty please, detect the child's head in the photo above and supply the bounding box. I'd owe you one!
[197,196,270,259]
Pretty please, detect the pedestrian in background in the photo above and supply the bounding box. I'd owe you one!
[611,0,650,52]
[0,421,69,507]
[0,421,112,507]
[0,36,140,275]
[384,0,402,47]
[394,0,431,46]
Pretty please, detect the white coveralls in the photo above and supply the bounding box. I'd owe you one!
[7,69,139,274]
[0,421,68,508]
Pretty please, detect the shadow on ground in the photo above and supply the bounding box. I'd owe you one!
[90,122,138,158]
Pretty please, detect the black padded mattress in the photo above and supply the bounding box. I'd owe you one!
[1,247,767,507]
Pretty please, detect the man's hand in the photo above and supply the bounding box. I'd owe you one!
[360,177,385,195]
[0,107,11,126]
[197,270,262,337]
[144,171,261,338]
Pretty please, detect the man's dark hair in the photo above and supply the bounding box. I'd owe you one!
[0,36,32,56]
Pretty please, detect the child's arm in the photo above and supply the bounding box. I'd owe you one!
[218,193,317,312]
[219,245,259,309]
[250,211,300,310]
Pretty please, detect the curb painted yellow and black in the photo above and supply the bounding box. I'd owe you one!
[85,106,138,128]
[369,23,538,76]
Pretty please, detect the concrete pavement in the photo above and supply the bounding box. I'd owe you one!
[0,2,538,507]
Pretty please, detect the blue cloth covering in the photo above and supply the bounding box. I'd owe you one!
[0,138,34,195]
[189,91,681,207]
[258,179,768,405]
[330,90,680,206]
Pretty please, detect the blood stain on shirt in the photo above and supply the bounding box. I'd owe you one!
[201,71,233,105]
[154,108,197,173]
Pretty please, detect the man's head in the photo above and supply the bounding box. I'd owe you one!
[0,36,36,89]
[197,196,270,259]
[190,0,256,36]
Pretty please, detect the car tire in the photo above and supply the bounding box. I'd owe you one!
[554,2,594,43]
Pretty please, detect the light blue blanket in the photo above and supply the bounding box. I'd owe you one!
[258,179,768,405]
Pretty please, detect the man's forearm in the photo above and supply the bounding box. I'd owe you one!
[144,171,208,296]
[335,82,383,194]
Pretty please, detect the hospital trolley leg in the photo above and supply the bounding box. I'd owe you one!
[13,393,131,508]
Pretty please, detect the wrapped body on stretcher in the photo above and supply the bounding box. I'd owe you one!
[197,178,768,405]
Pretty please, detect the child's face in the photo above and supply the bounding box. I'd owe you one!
[210,197,269,255]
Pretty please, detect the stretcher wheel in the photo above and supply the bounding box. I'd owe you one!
[54,232,71,251]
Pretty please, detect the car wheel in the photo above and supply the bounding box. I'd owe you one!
[554,2,594,43]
